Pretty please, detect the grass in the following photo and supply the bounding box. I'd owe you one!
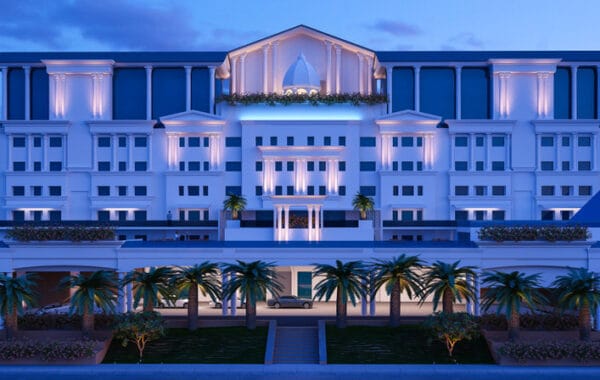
[103,327,267,364]
[326,325,495,364]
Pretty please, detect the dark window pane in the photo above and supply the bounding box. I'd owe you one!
[392,67,414,112]
[554,67,571,119]
[577,67,597,119]
[113,68,146,119]
[152,68,185,118]
[461,67,490,119]
[421,67,455,119]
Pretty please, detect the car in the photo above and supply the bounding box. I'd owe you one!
[158,297,189,308]
[209,298,245,308]
[35,303,105,315]
[267,295,313,309]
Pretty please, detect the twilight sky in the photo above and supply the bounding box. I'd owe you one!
[0,0,596,52]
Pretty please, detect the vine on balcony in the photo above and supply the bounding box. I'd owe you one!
[477,225,589,243]
[7,225,115,242]
[217,92,388,106]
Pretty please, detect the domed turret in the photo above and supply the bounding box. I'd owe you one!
[282,53,321,95]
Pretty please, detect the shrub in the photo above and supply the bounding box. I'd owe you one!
[7,225,115,242]
[18,313,116,330]
[478,225,589,243]
[217,92,388,106]
[0,339,99,361]
[114,312,165,362]
[478,313,578,331]
[499,341,600,362]
[424,312,480,357]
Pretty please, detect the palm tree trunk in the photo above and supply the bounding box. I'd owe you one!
[5,308,18,339]
[390,281,401,327]
[336,287,347,328]
[360,210,366,220]
[508,309,520,342]
[579,304,591,341]
[82,310,94,336]
[188,285,199,331]
[442,288,454,314]
[144,301,154,313]
[246,298,257,330]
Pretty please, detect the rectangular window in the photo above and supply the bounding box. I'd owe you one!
[323,136,331,146]
[561,186,573,196]
[562,161,571,171]
[307,186,314,195]
[578,136,592,147]
[455,186,469,196]
[402,186,414,196]
[417,186,423,196]
[33,161,41,171]
[360,161,376,171]
[225,137,241,147]
[185,161,198,171]
[134,137,147,147]
[307,161,315,171]
[541,136,554,147]
[32,136,42,147]
[392,137,398,147]
[118,186,127,196]
[338,161,346,171]
[134,186,147,196]
[393,185,399,196]
[97,136,111,147]
[13,162,25,171]
[255,161,263,171]
[541,161,554,171]
[319,161,327,171]
[492,210,506,221]
[12,186,25,196]
[49,186,61,196]
[287,136,294,146]
[360,137,376,147]
[98,161,110,171]
[455,210,468,221]
[492,186,506,196]
[491,161,505,171]
[492,136,505,147]
[578,161,592,171]
[287,161,294,171]
[225,186,242,196]
[338,136,346,146]
[416,137,423,147]
[474,210,485,221]
[360,186,376,196]
[118,161,127,171]
[319,186,326,196]
[562,136,571,146]
[178,186,184,196]
[134,210,147,221]
[97,210,110,222]
[179,137,185,147]
[225,161,242,171]
[475,161,484,171]
[287,186,294,195]
[455,161,468,171]
[255,186,263,196]
[188,186,200,196]
[203,137,209,147]
[13,137,25,147]
[541,210,555,220]
[134,161,147,171]
[98,186,110,196]
[307,136,315,146]
[392,161,398,171]
[338,186,346,196]
[275,186,282,195]
[402,137,414,147]
[49,210,61,222]
[188,137,200,147]
[475,186,487,196]
[541,186,555,196]
[32,186,42,196]
[476,136,484,147]
[416,161,423,171]
[275,161,283,171]
[119,136,127,147]
[270,136,277,146]
[49,161,63,171]
[255,136,263,146]
[203,186,208,196]
[401,161,414,171]
[454,136,468,147]
[579,185,592,196]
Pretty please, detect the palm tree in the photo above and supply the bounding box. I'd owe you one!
[372,255,423,327]
[352,193,374,220]
[223,193,247,220]
[222,260,282,330]
[313,260,366,328]
[60,270,118,335]
[173,263,221,331]
[0,273,36,338]
[422,260,476,314]
[122,267,175,312]
[552,267,600,341]
[481,270,546,341]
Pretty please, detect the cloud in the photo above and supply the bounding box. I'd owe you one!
[370,20,422,37]
[441,32,485,50]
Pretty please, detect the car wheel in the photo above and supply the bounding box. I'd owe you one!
[274,302,281,309]
[303,303,310,309]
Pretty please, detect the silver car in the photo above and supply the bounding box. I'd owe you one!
[267,295,313,309]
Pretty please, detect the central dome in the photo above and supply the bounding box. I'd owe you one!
[282,53,320,95]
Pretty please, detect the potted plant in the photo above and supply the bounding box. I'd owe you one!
[223,193,247,220]
[352,193,374,220]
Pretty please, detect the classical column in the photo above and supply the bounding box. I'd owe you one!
[414,66,421,112]
[367,58,373,95]
[335,45,342,94]
[315,206,321,241]
[222,272,229,316]
[271,41,278,93]
[284,207,290,241]
[386,65,393,113]
[357,53,365,94]
[230,56,238,94]
[325,41,332,94]
[230,273,237,316]
[239,54,246,94]
[307,206,314,241]
[23,66,31,120]
[455,65,462,119]
[145,66,152,120]
[184,66,192,112]
[208,66,216,114]
[262,45,269,93]
[0,66,6,120]
[571,65,578,119]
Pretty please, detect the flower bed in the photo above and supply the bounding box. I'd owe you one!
[478,313,578,331]
[7,225,115,242]
[478,225,589,242]
[218,92,388,106]
[19,313,116,330]
[0,338,111,365]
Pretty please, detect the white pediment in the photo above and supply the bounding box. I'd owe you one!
[161,110,225,134]
[377,110,442,123]
[160,110,224,124]
[375,110,442,133]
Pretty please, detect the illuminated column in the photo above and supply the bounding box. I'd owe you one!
[386,65,393,113]
[145,66,152,120]
[167,135,174,170]
[284,206,290,241]
[271,41,278,93]
[414,66,421,112]
[325,41,332,94]
[128,135,134,171]
[335,45,342,94]
[112,135,118,171]
[231,56,238,94]
[0,66,6,120]
[239,54,246,94]
[333,159,339,193]
[208,66,216,114]
[315,206,321,241]
[262,45,269,93]
[455,65,462,119]
[307,206,314,241]
[571,65,578,119]
[185,66,192,112]
[485,133,491,171]
[23,66,31,120]
[43,135,49,171]
[367,58,373,95]
[357,53,365,94]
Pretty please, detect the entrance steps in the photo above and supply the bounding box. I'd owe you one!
[272,326,319,364]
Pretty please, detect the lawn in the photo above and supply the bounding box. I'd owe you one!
[326,325,495,364]
[103,327,268,364]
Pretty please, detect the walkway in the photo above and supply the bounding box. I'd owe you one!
[272,326,319,364]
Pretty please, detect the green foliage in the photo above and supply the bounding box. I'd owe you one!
[478,313,579,331]
[552,268,600,314]
[498,341,600,362]
[122,267,175,312]
[352,193,374,219]
[217,92,388,106]
[478,225,589,242]
[371,255,423,299]
[313,260,367,305]
[223,194,247,220]
[172,263,221,302]
[7,225,115,242]
[18,313,116,330]
[0,339,99,361]
[222,260,282,306]
[114,312,165,362]
[422,260,476,312]
[0,273,37,317]
[60,270,118,316]
[481,271,546,318]
[424,312,480,357]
